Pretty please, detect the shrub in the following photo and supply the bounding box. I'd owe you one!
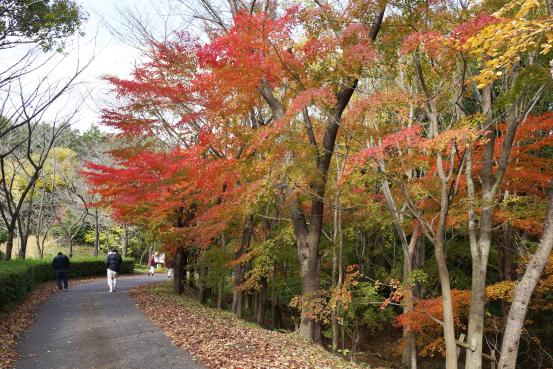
[0,257,134,313]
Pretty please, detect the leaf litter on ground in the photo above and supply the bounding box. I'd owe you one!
[130,282,390,369]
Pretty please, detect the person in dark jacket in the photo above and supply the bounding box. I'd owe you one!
[106,249,123,293]
[52,252,70,291]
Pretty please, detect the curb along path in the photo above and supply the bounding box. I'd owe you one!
[15,275,205,369]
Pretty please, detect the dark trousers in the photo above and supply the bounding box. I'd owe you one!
[56,270,68,290]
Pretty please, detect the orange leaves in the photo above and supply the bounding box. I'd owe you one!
[418,126,479,153]
[394,290,471,333]
[400,31,446,58]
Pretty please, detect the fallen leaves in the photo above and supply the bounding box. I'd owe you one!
[0,276,107,369]
[0,282,56,369]
[130,282,389,369]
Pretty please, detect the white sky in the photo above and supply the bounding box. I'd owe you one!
[2,0,224,133]
[15,0,188,132]
[57,0,145,132]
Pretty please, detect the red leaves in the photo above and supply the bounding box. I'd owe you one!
[357,124,423,162]
[400,31,445,57]
[452,13,503,46]
[394,290,471,333]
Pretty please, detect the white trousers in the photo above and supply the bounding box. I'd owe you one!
[107,269,118,291]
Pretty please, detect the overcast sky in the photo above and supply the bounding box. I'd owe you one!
[58,0,145,132]
[37,0,192,132]
[2,0,220,133]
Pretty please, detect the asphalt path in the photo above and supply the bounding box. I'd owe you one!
[15,275,205,369]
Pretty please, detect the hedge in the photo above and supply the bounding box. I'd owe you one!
[0,257,134,314]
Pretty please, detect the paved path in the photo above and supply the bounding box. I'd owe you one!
[15,275,205,369]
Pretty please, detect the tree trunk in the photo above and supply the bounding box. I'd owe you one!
[199,263,207,304]
[68,237,73,258]
[331,186,343,351]
[174,248,188,294]
[122,223,128,257]
[271,272,277,329]
[245,291,251,311]
[253,291,258,319]
[35,233,42,259]
[17,218,29,259]
[435,235,458,369]
[382,178,419,369]
[465,86,495,369]
[4,228,15,260]
[217,278,224,309]
[232,215,253,317]
[498,188,553,369]
[297,234,322,344]
[94,209,100,256]
[499,224,517,315]
[402,254,417,369]
[256,277,268,326]
[188,264,195,288]
[435,172,458,369]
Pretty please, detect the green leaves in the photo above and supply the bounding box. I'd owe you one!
[0,0,86,51]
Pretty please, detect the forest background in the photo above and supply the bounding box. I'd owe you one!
[1,1,553,369]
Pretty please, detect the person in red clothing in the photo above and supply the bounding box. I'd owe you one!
[147,254,155,276]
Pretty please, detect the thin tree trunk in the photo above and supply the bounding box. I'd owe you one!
[35,187,46,258]
[94,209,100,256]
[232,215,253,317]
[199,262,207,304]
[382,178,419,369]
[17,184,35,259]
[271,271,277,329]
[331,205,343,351]
[17,219,29,259]
[435,234,457,369]
[122,223,128,257]
[217,278,224,309]
[68,236,73,258]
[188,264,195,288]
[498,188,553,369]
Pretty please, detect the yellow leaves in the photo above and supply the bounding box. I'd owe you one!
[486,280,516,302]
[493,0,540,18]
[467,0,553,88]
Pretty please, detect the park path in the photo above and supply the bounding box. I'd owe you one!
[15,275,205,369]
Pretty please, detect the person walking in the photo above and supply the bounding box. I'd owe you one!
[52,252,70,291]
[106,249,123,293]
[165,256,174,279]
[147,254,155,276]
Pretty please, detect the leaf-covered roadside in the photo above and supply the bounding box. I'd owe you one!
[0,277,106,369]
[0,282,55,369]
[130,283,388,369]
